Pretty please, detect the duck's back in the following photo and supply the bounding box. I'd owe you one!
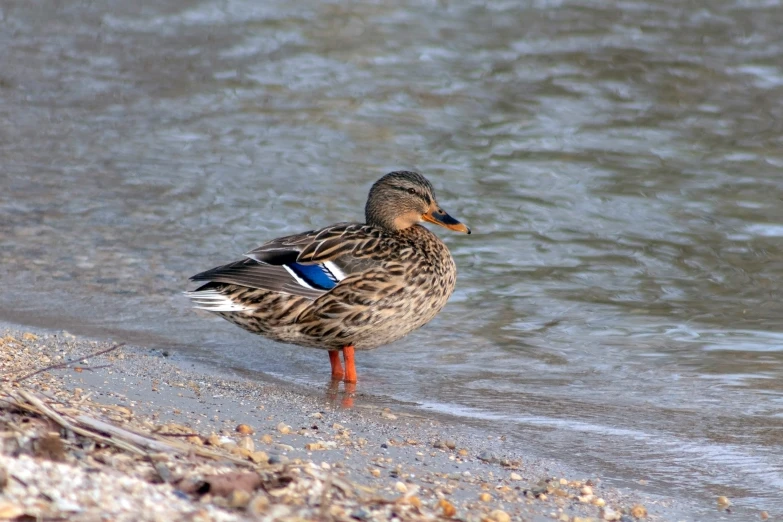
[187,223,457,350]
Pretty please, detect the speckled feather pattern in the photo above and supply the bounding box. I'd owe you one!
[211,224,457,350]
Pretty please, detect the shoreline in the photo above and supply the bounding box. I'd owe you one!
[0,323,756,521]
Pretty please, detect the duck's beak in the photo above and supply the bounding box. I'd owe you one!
[422,205,471,234]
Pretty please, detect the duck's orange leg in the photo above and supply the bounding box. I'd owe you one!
[329,350,344,380]
[343,345,357,383]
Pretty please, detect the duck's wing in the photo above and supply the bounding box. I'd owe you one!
[189,223,385,300]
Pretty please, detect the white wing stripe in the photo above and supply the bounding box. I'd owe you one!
[184,290,252,312]
[282,265,316,289]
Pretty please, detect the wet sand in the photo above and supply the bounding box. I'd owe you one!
[0,323,762,521]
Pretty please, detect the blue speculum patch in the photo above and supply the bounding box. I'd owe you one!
[288,263,337,290]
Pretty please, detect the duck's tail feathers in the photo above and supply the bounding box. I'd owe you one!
[183,288,253,312]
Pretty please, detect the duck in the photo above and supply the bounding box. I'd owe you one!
[186,170,470,383]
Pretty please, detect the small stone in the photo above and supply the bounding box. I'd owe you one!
[510,472,522,481]
[630,504,647,518]
[760,511,769,521]
[238,436,255,452]
[247,493,269,514]
[207,434,221,446]
[305,442,324,451]
[478,451,499,463]
[538,493,547,501]
[310,412,323,419]
[395,481,408,493]
[381,411,398,420]
[439,499,456,517]
[249,451,269,464]
[332,423,344,430]
[260,434,274,444]
[445,440,457,450]
[268,454,287,465]
[236,424,254,435]
[581,485,593,496]
[276,422,291,434]
[433,440,447,449]
[559,478,568,485]
[458,449,469,457]
[602,507,621,521]
[351,508,371,520]
[0,502,23,519]
[717,496,731,509]
[593,498,606,507]
[370,469,381,477]
[489,509,511,522]
[559,514,570,522]
[408,496,421,508]
[186,435,203,446]
[228,490,251,508]
[22,332,38,341]
[479,492,492,502]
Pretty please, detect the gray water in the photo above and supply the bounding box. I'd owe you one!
[2,0,782,515]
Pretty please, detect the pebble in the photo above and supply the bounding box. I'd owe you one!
[238,436,255,452]
[593,498,606,507]
[489,509,511,522]
[186,435,203,446]
[381,411,398,420]
[395,481,408,493]
[581,485,593,496]
[370,469,381,477]
[228,489,251,508]
[509,472,522,481]
[268,454,286,464]
[630,504,647,518]
[478,451,499,463]
[458,449,469,457]
[760,511,769,520]
[717,496,731,509]
[0,502,23,519]
[305,442,324,451]
[235,424,254,435]
[260,434,274,444]
[479,492,491,502]
[310,412,323,419]
[249,451,269,464]
[602,507,621,521]
[438,499,457,517]
[276,422,292,434]
[247,493,270,515]
[445,440,457,450]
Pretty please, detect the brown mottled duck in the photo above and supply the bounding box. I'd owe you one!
[186,171,470,383]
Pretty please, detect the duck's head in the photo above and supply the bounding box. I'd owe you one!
[365,171,471,234]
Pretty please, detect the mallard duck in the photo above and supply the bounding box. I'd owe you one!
[186,171,470,383]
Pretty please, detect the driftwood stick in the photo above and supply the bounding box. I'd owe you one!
[14,389,147,456]
[75,415,178,454]
[14,343,125,383]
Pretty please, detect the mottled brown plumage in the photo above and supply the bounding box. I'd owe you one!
[186,171,470,381]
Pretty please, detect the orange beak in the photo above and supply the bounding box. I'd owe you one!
[422,205,471,234]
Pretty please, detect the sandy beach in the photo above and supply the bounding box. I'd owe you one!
[0,324,759,522]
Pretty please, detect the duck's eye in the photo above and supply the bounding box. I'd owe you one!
[407,188,417,195]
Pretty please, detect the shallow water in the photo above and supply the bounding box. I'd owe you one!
[2,0,783,514]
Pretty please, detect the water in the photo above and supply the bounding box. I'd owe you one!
[2,0,782,514]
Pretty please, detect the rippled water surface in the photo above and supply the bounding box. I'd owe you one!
[2,0,783,514]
